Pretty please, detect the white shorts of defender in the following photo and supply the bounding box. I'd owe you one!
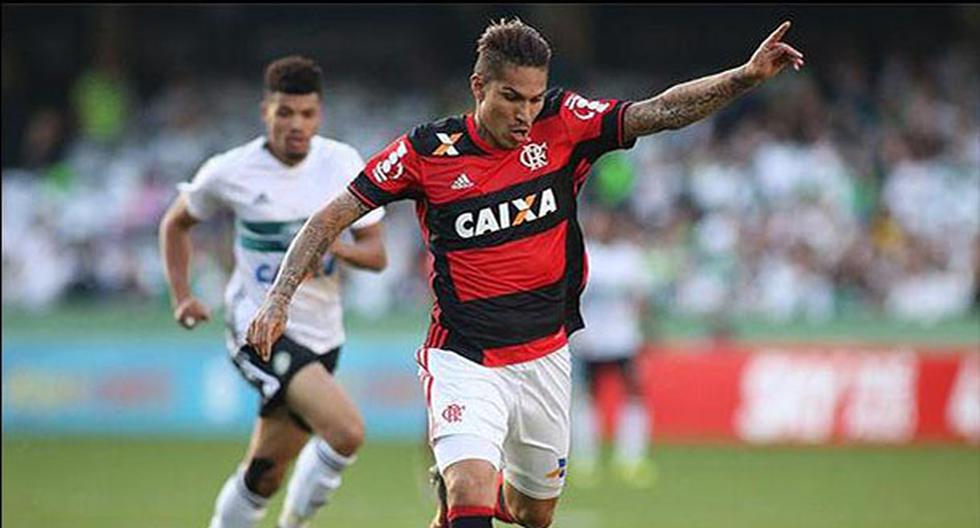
[417,346,572,500]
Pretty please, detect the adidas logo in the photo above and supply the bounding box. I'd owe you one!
[450,173,474,190]
[253,193,271,205]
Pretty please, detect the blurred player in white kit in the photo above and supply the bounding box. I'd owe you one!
[159,55,386,528]
[570,209,656,487]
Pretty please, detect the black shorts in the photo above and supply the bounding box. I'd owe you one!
[578,356,642,396]
[232,334,340,431]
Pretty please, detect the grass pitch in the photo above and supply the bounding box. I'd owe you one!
[3,436,977,528]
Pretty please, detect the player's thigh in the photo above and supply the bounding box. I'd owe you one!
[503,348,571,501]
[245,405,310,462]
[284,362,364,452]
[422,348,510,453]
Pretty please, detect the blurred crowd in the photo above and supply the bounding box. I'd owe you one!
[2,36,978,324]
[579,43,979,324]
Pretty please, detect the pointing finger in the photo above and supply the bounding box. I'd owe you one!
[765,21,792,45]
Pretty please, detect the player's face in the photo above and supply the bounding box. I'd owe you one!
[262,92,322,165]
[472,65,548,150]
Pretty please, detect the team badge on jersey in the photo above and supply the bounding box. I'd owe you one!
[273,351,292,376]
[441,403,466,423]
[520,142,548,171]
[433,133,463,156]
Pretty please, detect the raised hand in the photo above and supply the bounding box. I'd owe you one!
[743,21,805,84]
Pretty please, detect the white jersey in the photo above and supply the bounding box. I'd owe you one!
[572,239,651,360]
[179,135,384,354]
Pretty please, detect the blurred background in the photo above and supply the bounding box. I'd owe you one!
[2,5,978,528]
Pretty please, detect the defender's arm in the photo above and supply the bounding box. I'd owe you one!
[331,222,387,272]
[159,195,211,328]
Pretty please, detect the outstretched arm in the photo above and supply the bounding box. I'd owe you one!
[246,189,372,360]
[623,21,804,142]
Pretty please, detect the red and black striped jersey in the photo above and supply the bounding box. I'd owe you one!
[348,88,636,366]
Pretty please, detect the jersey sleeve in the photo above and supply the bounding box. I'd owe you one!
[341,146,387,230]
[176,155,225,221]
[558,90,636,159]
[346,134,423,209]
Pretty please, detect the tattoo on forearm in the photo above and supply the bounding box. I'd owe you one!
[624,67,756,141]
[268,190,371,305]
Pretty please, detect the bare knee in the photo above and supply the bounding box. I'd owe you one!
[444,463,497,507]
[242,457,287,498]
[510,503,555,528]
[314,414,364,457]
[345,415,366,452]
[506,489,558,528]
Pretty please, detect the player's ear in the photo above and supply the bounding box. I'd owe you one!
[470,73,486,103]
[259,97,269,121]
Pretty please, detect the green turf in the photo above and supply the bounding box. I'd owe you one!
[3,437,978,528]
[4,300,979,345]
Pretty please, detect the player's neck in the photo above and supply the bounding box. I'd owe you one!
[472,112,507,151]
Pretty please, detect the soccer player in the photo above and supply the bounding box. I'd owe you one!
[245,19,804,528]
[570,209,655,488]
[159,56,386,528]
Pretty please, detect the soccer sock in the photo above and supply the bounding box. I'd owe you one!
[494,471,516,523]
[448,506,494,528]
[571,396,599,469]
[614,397,650,465]
[277,437,355,528]
[209,467,269,528]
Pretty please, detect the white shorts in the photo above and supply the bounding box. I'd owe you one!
[416,346,572,500]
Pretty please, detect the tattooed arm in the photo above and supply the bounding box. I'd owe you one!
[246,189,372,360]
[623,21,804,143]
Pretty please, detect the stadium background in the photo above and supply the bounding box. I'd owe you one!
[2,5,978,527]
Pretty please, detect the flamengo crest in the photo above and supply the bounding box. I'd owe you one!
[520,142,548,171]
[442,403,465,423]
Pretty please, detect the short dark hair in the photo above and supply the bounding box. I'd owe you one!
[264,55,323,96]
[474,18,552,81]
